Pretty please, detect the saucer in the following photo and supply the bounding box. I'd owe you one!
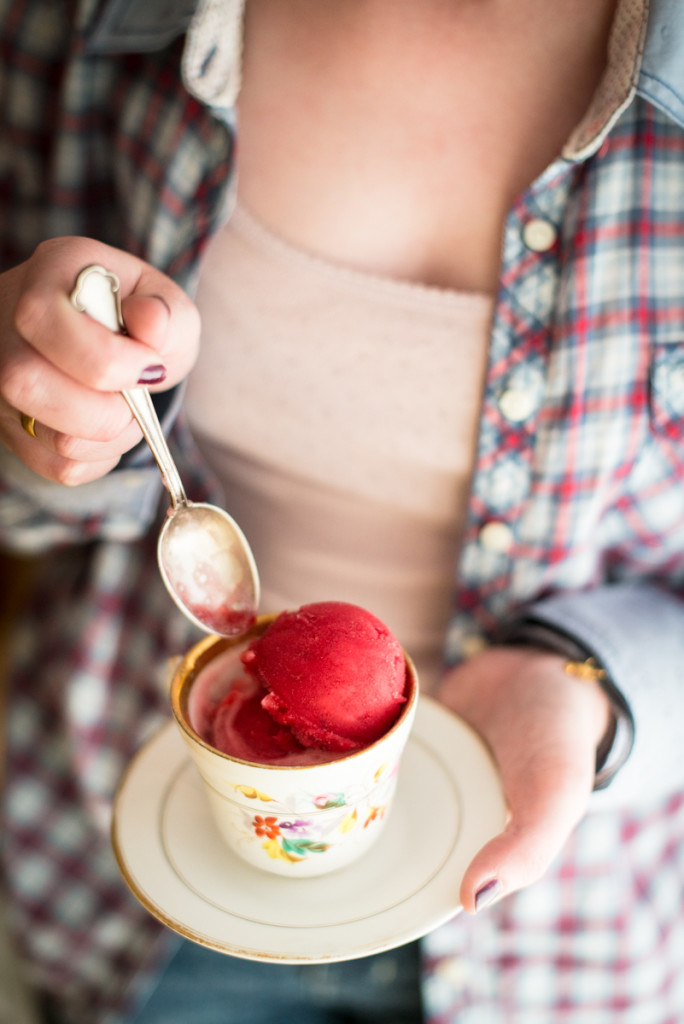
[112,696,506,963]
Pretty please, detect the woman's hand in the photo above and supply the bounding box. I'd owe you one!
[0,236,200,485]
[437,645,613,913]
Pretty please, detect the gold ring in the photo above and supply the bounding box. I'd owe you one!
[20,413,37,438]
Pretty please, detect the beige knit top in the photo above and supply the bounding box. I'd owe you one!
[185,202,493,690]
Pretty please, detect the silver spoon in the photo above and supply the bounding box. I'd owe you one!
[71,264,260,637]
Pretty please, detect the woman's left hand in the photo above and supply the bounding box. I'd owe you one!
[437,645,613,913]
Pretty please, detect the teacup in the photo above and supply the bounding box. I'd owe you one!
[170,614,418,877]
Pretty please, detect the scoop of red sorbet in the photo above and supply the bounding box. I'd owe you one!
[210,675,305,762]
[240,601,407,753]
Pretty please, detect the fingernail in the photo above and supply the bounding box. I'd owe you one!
[137,364,167,385]
[474,879,503,912]
[150,294,171,317]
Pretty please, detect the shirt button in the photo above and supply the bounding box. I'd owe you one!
[654,357,684,414]
[498,387,537,422]
[668,363,684,398]
[478,521,514,554]
[482,457,529,510]
[522,218,557,252]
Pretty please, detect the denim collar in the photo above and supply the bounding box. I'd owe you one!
[638,0,684,130]
[83,0,684,146]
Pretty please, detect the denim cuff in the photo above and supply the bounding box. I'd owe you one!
[496,618,634,790]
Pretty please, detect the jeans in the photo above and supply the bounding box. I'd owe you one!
[131,939,425,1024]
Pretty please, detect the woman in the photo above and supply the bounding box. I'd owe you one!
[1,1,683,1021]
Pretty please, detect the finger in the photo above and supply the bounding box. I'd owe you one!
[27,415,143,464]
[1,403,144,483]
[14,239,200,390]
[119,294,171,355]
[33,454,125,487]
[3,426,125,486]
[113,276,200,379]
[459,751,595,914]
[1,348,138,442]
[15,288,170,392]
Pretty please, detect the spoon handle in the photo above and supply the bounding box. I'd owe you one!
[120,386,187,508]
[70,265,188,509]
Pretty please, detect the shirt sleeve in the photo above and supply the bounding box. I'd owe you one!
[501,583,684,810]
[0,446,163,553]
[0,387,183,554]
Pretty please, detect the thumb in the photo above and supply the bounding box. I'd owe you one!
[459,756,594,914]
[120,294,171,353]
[120,290,199,385]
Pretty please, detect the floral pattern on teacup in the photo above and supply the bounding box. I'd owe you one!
[215,758,400,865]
[226,759,397,815]
[247,798,390,864]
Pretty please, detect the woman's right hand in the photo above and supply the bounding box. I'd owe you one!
[0,236,201,485]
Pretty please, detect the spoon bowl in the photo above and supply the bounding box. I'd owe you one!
[158,500,258,636]
[71,264,260,637]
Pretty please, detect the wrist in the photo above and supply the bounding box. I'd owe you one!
[494,619,634,789]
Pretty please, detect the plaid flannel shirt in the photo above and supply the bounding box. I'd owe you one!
[1,0,684,1021]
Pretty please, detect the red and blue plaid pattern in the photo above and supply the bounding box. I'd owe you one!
[423,792,684,1023]
[0,0,232,281]
[452,99,684,653]
[2,1,684,1022]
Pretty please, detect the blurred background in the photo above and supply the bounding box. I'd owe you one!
[1,552,42,1024]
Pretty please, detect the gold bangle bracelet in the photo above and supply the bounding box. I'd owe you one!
[563,656,608,683]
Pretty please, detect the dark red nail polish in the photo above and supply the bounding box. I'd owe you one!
[137,364,167,385]
[475,879,503,912]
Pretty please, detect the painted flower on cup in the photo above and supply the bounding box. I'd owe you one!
[252,815,280,840]
[279,819,312,835]
[226,754,401,867]
[364,805,387,828]
[313,793,347,810]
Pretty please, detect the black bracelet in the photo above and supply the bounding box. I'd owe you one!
[495,619,635,790]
